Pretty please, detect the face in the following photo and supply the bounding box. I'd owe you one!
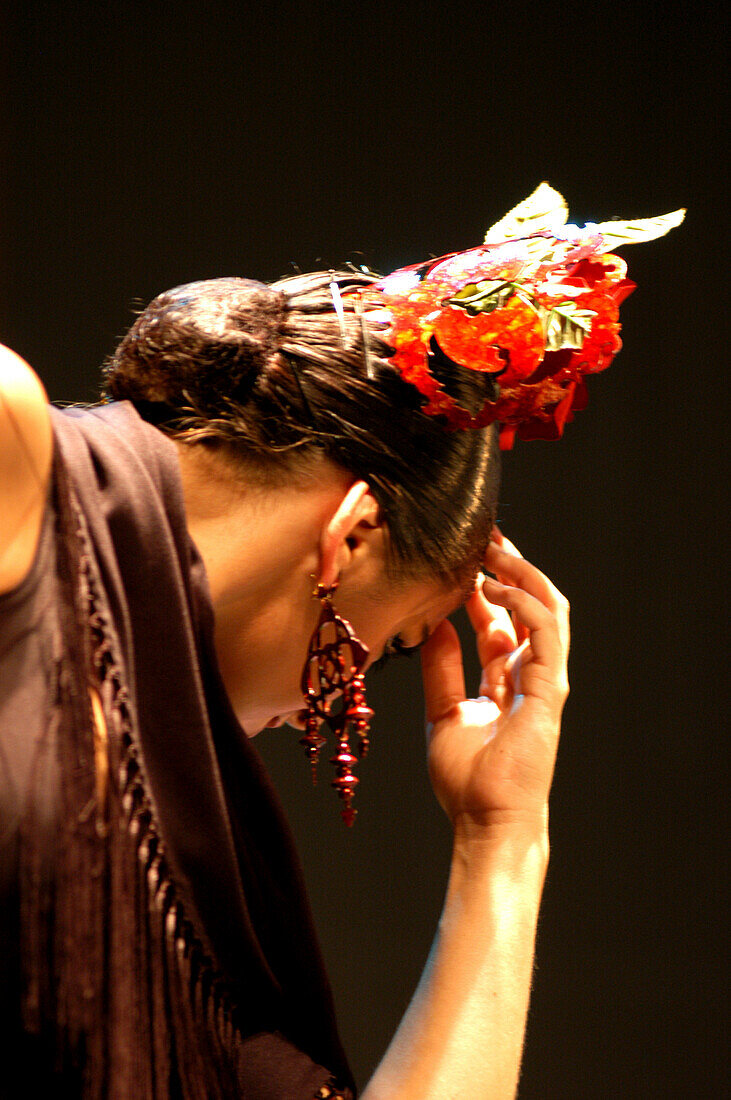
[223,570,464,736]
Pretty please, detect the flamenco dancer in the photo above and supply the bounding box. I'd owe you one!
[0,185,682,1098]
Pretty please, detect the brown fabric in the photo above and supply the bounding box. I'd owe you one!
[0,401,354,1098]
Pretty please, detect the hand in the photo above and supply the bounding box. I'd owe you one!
[421,529,570,837]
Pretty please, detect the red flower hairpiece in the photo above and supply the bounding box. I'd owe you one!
[357,184,684,449]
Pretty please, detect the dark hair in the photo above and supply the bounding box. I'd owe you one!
[103,271,501,587]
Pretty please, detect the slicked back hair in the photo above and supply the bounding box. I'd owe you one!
[103,271,501,588]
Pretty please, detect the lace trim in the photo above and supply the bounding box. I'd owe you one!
[75,494,250,1084]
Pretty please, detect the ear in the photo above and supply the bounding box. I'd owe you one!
[319,481,384,590]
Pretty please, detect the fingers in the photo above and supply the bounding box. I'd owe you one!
[481,528,570,707]
[485,533,570,657]
[465,581,516,703]
[424,530,569,722]
[420,618,466,724]
[481,575,569,706]
[466,576,517,658]
[486,532,530,644]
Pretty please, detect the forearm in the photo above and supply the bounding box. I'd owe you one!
[362,822,549,1100]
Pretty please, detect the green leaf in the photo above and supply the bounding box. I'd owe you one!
[483,182,568,244]
[594,208,686,249]
[543,301,597,350]
[448,281,514,314]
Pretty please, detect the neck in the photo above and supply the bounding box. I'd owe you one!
[176,443,346,603]
[174,442,350,732]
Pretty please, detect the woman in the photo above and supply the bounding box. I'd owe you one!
[0,186,682,1098]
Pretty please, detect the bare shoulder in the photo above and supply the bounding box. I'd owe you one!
[0,345,53,595]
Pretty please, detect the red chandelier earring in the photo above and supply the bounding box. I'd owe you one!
[299,581,373,826]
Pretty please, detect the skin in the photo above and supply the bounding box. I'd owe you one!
[1,344,570,1097]
[362,534,569,1099]
[0,346,53,593]
[174,441,464,734]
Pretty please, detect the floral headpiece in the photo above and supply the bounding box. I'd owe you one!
[356,183,684,449]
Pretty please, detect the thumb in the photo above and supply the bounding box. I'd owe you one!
[421,619,466,725]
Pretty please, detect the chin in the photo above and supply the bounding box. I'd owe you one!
[252,709,307,734]
[272,710,307,731]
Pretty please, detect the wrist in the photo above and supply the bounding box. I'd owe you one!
[450,810,550,885]
[454,804,549,850]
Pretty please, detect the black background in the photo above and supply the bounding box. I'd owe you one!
[1,4,725,1096]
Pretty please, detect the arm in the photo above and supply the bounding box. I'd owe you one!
[362,532,569,1099]
[0,345,52,594]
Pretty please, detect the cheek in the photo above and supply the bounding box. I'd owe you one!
[345,612,391,666]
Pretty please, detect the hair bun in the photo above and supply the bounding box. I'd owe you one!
[105,277,288,412]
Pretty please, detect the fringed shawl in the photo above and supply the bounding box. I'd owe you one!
[0,401,354,1098]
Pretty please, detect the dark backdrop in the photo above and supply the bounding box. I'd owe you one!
[1,5,725,1096]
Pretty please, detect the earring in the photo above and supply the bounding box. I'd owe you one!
[300,582,373,826]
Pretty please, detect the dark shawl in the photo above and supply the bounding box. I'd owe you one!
[0,401,353,1098]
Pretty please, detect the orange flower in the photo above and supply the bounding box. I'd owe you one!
[434,297,545,384]
[358,188,684,442]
